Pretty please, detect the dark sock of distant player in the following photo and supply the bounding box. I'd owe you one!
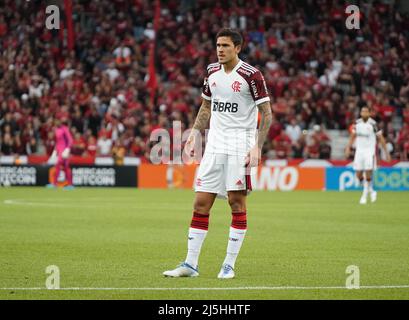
[64,160,73,185]
[54,163,61,186]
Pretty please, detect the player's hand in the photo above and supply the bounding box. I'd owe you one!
[245,146,261,167]
[385,153,391,162]
[48,149,57,163]
[184,134,196,158]
[62,148,70,159]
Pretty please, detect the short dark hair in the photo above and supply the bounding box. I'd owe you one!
[216,28,244,48]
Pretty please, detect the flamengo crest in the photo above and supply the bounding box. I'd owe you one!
[231,81,242,92]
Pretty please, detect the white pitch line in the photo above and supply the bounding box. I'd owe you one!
[1,285,409,291]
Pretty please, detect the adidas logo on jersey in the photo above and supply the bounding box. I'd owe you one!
[211,82,216,87]
[236,179,243,186]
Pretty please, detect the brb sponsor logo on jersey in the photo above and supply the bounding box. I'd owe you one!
[212,99,238,113]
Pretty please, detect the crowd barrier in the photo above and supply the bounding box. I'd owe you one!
[0,165,138,187]
[1,161,408,191]
[137,164,409,191]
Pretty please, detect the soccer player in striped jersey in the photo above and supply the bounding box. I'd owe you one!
[345,106,390,204]
[163,28,272,279]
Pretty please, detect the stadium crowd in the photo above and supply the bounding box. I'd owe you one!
[0,0,409,161]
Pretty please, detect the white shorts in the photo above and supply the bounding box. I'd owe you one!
[353,152,377,171]
[194,152,254,199]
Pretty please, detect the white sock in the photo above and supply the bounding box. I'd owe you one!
[185,227,207,269]
[363,180,369,196]
[368,180,374,193]
[223,227,247,269]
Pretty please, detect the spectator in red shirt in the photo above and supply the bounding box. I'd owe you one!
[71,132,87,156]
[44,131,56,156]
[273,131,292,159]
[13,135,25,155]
[268,114,283,141]
[85,136,98,157]
[304,136,320,159]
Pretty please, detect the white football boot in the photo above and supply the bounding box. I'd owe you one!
[359,193,367,204]
[370,191,377,203]
[163,262,199,277]
[217,264,235,279]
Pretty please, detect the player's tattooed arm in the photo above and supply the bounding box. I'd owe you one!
[345,130,356,159]
[192,98,211,131]
[377,133,391,161]
[256,101,273,150]
[185,99,211,157]
[246,101,272,167]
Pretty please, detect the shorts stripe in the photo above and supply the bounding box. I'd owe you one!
[245,170,252,193]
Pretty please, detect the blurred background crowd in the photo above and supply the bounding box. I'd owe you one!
[1,0,409,162]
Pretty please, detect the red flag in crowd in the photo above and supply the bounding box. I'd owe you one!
[64,0,75,51]
[146,0,161,103]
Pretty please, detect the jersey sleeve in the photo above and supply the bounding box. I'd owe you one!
[201,76,211,101]
[249,71,270,105]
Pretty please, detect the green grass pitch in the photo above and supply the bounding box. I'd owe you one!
[1,187,409,300]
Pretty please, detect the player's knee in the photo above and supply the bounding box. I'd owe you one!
[228,199,246,212]
[193,200,210,215]
[365,172,372,181]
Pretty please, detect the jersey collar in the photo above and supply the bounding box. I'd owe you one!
[221,59,242,75]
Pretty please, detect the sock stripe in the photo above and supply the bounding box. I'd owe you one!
[193,212,209,218]
[192,216,209,222]
[191,221,208,227]
[232,211,246,216]
[190,225,208,231]
[231,211,247,230]
[191,211,209,231]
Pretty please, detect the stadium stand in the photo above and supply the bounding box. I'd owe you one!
[0,0,408,161]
